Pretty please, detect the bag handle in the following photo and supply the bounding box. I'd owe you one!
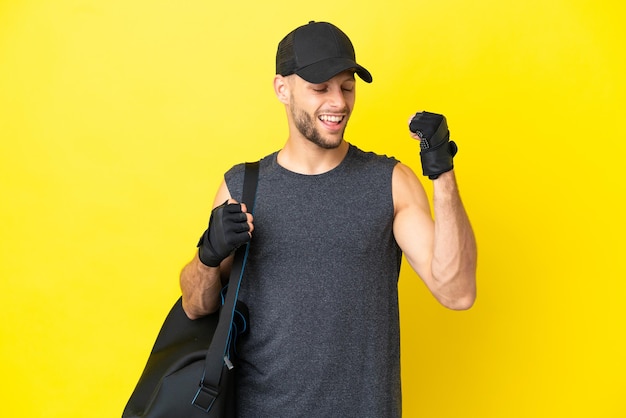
[193,161,259,411]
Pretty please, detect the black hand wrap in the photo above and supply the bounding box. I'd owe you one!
[197,201,251,267]
[409,111,458,179]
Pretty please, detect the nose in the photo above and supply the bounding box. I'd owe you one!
[327,87,347,110]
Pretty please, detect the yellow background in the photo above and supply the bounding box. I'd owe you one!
[1,0,624,416]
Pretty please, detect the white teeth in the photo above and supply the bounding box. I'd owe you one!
[319,115,343,123]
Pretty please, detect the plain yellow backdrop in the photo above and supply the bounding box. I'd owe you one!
[1,0,625,417]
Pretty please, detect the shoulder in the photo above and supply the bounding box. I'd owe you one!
[225,152,277,177]
[348,144,399,167]
[392,162,430,214]
[345,144,400,185]
[224,152,278,199]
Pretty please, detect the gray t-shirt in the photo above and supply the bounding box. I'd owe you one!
[225,144,402,418]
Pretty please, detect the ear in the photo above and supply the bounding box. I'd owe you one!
[274,75,290,105]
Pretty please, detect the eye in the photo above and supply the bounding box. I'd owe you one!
[342,83,355,92]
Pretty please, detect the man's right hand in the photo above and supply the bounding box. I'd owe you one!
[197,200,253,267]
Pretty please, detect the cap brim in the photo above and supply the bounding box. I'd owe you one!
[296,57,373,84]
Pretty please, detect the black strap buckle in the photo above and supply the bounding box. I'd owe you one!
[192,383,218,412]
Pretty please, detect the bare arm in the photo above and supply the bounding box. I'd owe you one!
[393,164,477,310]
[180,252,231,319]
[180,180,253,319]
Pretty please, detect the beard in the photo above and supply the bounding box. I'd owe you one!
[289,99,348,150]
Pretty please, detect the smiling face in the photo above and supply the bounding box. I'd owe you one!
[279,71,356,149]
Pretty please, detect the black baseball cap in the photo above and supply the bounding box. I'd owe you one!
[276,21,372,84]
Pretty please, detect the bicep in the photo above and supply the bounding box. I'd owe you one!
[392,163,435,283]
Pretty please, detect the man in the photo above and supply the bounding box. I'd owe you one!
[180,21,476,417]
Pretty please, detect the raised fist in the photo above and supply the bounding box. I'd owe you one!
[409,111,458,179]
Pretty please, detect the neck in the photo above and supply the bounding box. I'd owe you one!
[277,139,349,175]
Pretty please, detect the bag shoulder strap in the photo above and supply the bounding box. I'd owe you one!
[193,161,259,410]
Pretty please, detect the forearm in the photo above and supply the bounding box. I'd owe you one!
[179,252,225,319]
[431,170,477,309]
